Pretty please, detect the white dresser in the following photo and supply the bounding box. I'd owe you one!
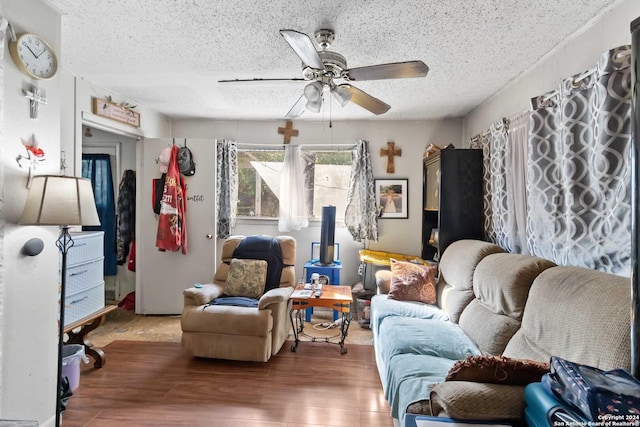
[65,231,105,326]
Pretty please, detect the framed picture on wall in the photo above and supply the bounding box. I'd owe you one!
[375,179,408,219]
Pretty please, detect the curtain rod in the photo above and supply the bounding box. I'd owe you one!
[232,142,356,151]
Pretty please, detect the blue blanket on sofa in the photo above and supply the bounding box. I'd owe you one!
[371,295,481,421]
[379,317,480,419]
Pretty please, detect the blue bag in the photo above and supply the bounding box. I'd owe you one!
[541,356,640,421]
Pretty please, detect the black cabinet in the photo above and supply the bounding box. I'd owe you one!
[421,148,484,261]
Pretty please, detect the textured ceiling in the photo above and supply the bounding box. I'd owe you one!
[46,0,620,121]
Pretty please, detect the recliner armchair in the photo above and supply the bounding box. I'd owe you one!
[181,235,296,362]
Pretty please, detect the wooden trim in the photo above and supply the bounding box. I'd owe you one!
[92,97,141,128]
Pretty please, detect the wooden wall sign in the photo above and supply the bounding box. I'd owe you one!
[92,97,141,127]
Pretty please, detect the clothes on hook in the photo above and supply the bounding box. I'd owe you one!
[156,145,188,254]
[116,169,136,265]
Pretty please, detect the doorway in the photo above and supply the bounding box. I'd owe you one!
[82,125,138,302]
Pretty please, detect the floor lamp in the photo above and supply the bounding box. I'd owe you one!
[19,175,100,427]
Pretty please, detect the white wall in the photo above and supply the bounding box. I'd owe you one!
[463,0,640,139]
[0,0,62,424]
[0,3,171,423]
[134,118,461,314]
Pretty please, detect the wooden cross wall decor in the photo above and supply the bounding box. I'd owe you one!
[277,120,299,144]
[380,141,402,173]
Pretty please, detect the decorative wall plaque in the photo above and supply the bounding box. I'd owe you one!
[92,97,140,127]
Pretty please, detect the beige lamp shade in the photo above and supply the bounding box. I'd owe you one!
[19,175,101,226]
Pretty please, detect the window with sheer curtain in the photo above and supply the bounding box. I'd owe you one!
[236,147,352,221]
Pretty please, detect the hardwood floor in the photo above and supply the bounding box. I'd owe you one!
[63,340,393,426]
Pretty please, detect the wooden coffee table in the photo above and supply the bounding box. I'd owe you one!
[289,285,353,354]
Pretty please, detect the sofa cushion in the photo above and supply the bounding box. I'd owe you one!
[458,300,522,355]
[375,269,393,294]
[445,355,549,385]
[181,304,273,336]
[388,259,437,304]
[471,253,555,320]
[437,240,504,322]
[379,317,480,374]
[384,317,480,360]
[370,294,450,338]
[429,382,527,420]
[224,258,268,298]
[457,252,555,355]
[378,317,480,420]
[503,266,631,371]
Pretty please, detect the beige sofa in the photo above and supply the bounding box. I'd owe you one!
[181,235,296,362]
[371,239,632,424]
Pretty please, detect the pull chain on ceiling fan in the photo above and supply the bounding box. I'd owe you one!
[219,28,429,118]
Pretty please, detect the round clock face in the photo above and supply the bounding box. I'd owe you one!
[9,33,59,80]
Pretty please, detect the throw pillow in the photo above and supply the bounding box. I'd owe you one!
[388,258,437,304]
[445,355,550,385]
[224,258,268,299]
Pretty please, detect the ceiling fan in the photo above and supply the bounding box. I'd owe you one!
[219,29,429,118]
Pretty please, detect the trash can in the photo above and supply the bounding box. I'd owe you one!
[62,344,89,391]
[356,298,372,328]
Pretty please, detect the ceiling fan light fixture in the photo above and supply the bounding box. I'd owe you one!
[306,97,322,113]
[303,81,323,101]
[331,84,352,107]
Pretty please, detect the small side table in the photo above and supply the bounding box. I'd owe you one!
[64,305,117,368]
[290,285,353,355]
[304,260,342,322]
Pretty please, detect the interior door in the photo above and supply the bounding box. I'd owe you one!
[137,138,216,314]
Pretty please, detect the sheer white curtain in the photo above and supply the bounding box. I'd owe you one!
[506,111,530,254]
[278,145,309,232]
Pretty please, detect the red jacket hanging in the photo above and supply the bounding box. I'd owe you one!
[156,145,188,254]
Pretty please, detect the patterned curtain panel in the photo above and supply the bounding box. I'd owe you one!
[215,140,238,239]
[488,120,510,250]
[471,112,532,254]
[345,140,378,242]
[527,45,632,275]
[278,145,309,232]
[470,132,492,241]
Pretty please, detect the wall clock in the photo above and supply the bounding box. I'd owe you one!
[8,33,59,80]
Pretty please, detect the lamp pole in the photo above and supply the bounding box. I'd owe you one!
[55,227,73,427]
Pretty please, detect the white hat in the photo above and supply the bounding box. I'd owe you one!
[158,147,171,173]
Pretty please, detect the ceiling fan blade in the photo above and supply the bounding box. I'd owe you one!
[345,61,429,81]
[340,84,390,115]
[218,77,306,83]
[279,29,325,70]
[285,94,307,119]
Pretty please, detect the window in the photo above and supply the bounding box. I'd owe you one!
[237,148,352,220]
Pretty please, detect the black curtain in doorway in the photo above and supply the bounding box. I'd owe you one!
[82,153,117,276]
